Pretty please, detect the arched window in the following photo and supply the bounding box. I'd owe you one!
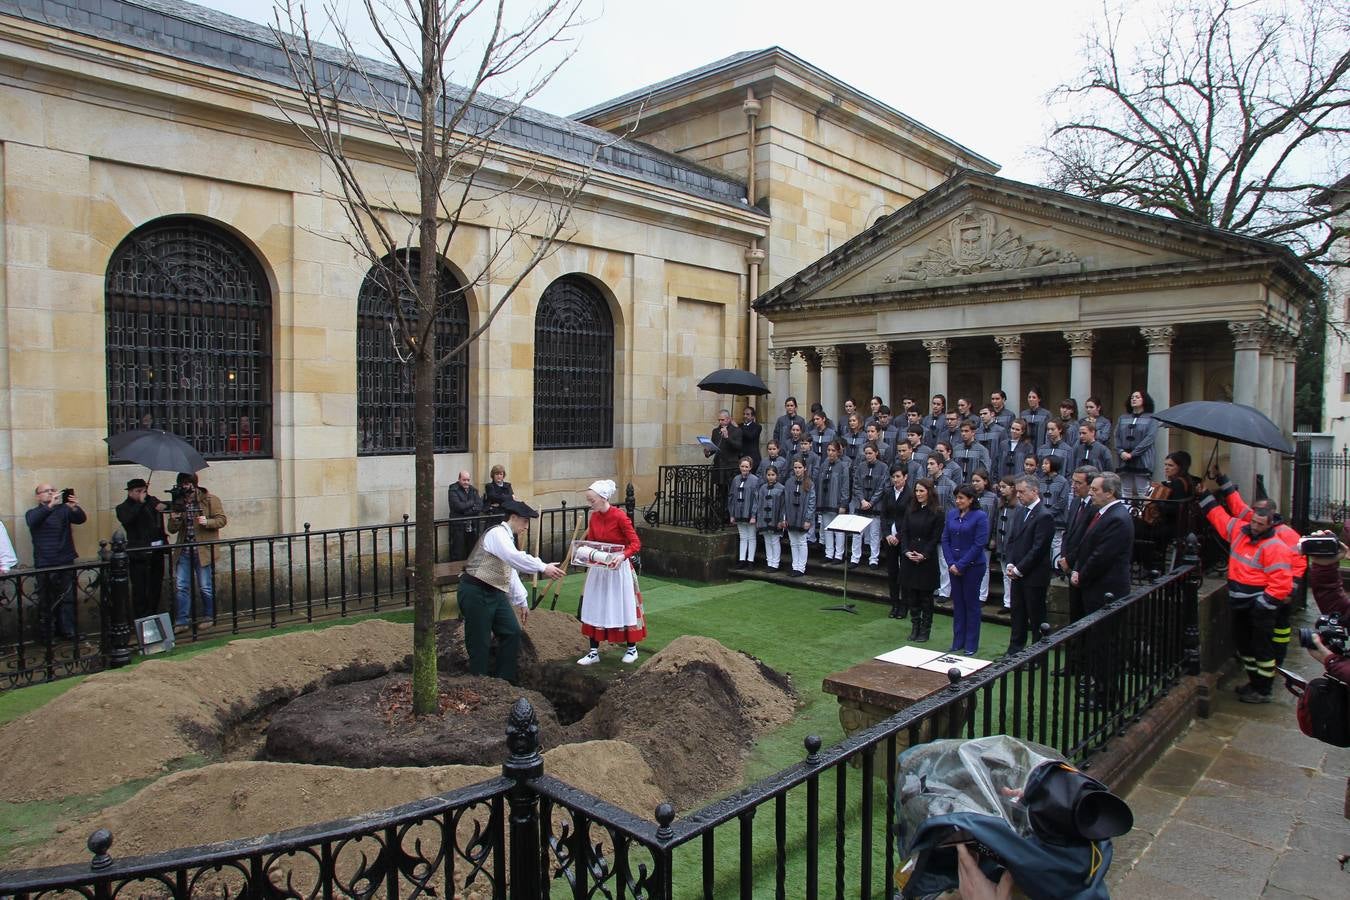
[534,276,614,449]
[357,251,468,455]
[105,217,272,460]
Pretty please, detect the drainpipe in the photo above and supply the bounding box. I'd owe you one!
[743,89,763,385]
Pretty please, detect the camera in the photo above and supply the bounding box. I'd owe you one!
[1298,535,1341,557]
[59,488,73,503]
[166,483,197,511]
[1299,613,1348,656]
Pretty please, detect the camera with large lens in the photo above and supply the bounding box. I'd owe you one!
[1298,613,1348,655]
[166,483,197,512]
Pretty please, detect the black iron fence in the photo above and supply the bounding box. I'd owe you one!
[644,465,728,533]
[1290,443,1350,531]
[0,552,1201,898]
[0,496,615,691]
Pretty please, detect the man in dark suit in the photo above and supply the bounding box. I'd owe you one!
[1056,465,1102,627]
[1002,475,1055,656]
[1071,472,1136,708]
[879,465,912,618]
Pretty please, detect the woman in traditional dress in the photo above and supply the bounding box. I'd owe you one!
[576,479,644,666]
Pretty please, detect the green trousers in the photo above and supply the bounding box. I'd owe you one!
[458,578,522,683]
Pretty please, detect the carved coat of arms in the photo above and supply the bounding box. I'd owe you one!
[883,207,1077,283]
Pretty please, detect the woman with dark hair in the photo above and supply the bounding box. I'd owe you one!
[1117,389,1158,498]
[1020,387,1051,449]
[1057,398,1080,447]
[942,483,990,655]
[781,457,816,578]
[1080,396,1112,450]
[899,478,944,642]
[995,418,1037,480]
[994,475,1020,610]
[1150,450,1197,569]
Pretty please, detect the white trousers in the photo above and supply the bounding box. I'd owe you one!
[1002,569,1013,608]
[978,549,992,602]
[761,531,782,568]
[737,522,757,561]
[821,512,844,559]
[850,516,882,564]
[788,529,809,572]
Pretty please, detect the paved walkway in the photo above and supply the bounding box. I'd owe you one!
[1108,616,1350,899]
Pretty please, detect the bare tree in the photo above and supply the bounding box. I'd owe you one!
[272,0,589,714]
[1041,0,1349,270]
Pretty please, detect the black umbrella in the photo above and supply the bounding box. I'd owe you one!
[1152,401,1293,455]
[697,368,770,396]
[105,429,210,474]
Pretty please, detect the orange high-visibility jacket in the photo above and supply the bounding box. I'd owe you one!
[1202,498,1295,603]
[1215,478,1307,580]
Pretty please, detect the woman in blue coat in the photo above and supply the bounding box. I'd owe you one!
[942,483,991,656]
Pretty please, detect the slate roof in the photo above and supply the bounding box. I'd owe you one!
[2,0,755,209]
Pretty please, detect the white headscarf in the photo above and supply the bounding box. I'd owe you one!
[588,479,617,501]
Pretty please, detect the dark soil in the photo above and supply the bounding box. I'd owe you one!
[265,673,566,768]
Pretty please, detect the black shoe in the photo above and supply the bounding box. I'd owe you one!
[788,569,804,578]
[1239,690,1273,704]
[1234,683,1256,696]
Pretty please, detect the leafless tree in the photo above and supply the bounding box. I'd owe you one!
[272,0,592,714]
[1041,0,1348,270]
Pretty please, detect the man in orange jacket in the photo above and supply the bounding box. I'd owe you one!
[1197,490,1297,703]
[1209,470,1306,664]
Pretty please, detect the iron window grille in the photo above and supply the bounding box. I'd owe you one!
[534,275,614,449]
[105,217,272,460]
[357,251,468,455]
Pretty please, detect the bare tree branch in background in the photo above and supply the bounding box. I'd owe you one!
[269,0,598,714]
[1040,0,1348,270]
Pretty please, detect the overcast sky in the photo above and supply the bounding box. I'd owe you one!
[207,0,1124,181]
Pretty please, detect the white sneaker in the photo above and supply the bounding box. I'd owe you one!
[577,650,600,666]
[621,646,639,664]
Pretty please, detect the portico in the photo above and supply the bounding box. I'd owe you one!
[755,172,1318,499]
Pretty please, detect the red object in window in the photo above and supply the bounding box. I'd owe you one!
[227,434,262,453]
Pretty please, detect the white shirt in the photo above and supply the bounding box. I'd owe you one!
[0,521,15,572]
[481,522,547,607]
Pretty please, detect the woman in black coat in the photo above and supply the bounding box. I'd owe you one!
[899,477,944,642]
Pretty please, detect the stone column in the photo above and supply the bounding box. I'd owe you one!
[866,342,892,404]
[1228,321,1266,496]
[1257,337,1278,491]
[816,345,841,420]
[1063,330,1096,405]
[923,338,951,402]
[768,347,792,404]
[1142,326,1174,479]
[994,335,1022,407]
[800,349,821,409]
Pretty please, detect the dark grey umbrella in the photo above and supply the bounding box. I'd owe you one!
[697,368,770,396]
[1153,401,1293,454]
[105,429,210,473]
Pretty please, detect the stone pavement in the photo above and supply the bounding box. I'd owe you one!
[1108,622,1350,899]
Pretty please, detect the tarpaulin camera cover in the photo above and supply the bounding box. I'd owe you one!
[895,735,1130,900]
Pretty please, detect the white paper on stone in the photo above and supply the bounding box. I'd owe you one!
[874,645,992,675]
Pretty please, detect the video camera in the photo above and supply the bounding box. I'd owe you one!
[166,482,198,512]
[1298,534,1341,557]
[1298,613,1348,656]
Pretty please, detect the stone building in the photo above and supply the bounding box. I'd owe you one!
[1317,175,1350,446]
[0,1,988,558]
[0,0,1317,563]
[752,170,1318,500]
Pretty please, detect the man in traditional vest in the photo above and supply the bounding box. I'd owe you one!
[460,499,564,683]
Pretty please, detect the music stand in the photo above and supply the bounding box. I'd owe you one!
[822,514,872,613]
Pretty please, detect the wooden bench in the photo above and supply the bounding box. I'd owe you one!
[405,561,467,620]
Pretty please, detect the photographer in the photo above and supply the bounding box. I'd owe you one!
[1301,533,1350,682]
[25,483,87,640]
[166,472,227,630]
[115,478,168,618]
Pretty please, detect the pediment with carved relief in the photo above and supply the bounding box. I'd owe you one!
[880,206,1078,283]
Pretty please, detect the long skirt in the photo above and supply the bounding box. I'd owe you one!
[580,559,646,644]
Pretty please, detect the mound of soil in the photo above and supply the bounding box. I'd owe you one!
[265,674,566,767]
[581,635,798,808]
[0,621,413,802]
[13,742,666,872]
